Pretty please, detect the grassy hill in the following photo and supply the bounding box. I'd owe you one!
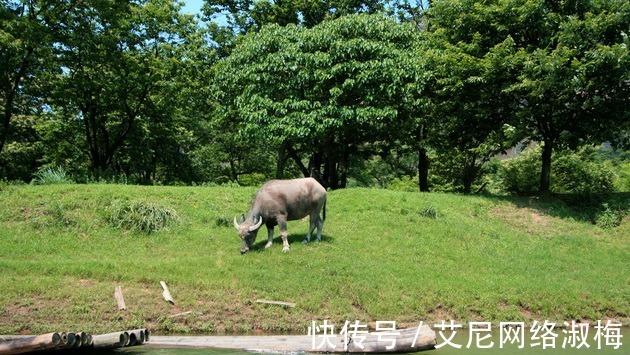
[0,184,628,334]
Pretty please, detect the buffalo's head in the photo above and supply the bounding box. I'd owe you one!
[233,215,264,254]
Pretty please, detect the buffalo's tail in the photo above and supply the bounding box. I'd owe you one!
[323,200,326,221]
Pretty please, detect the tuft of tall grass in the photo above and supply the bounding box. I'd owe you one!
[106,200,179,234]
[418,205,439,219]
[31,166,73,185]
[215,216,232,227]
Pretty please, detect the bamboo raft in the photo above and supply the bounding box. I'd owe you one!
[149,325,436,353]
[0,328,148,354]
[1,326,435,353]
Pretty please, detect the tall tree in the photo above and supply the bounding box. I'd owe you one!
[214,14,424,188]
[201,0,384,57]
[418,1,519,192]
[0,0,77,158]
[426,0,629,194]
[508,0,629,194]
[49,0,199,178]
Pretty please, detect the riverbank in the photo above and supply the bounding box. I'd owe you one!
[0,184,628,334]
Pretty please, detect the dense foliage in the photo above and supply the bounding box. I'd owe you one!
[1,0,628,194]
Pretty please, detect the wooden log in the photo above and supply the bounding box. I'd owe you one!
[91,331,128,350]
[0,332,62,354]
[148,325,436,353]
[114,285,127,310]
[160,281,175,305]
[255,299,296,307]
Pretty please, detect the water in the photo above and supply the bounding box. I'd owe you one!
[98,348,242,355]
[110,327,628,354]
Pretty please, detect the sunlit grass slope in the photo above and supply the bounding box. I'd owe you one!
[0,184,627,334]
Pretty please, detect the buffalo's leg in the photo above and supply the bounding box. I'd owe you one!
[304,213,323,244]
[265,225,274,249]
[303,218,314,244]
[315,216,323,242]
[277,219,290,252]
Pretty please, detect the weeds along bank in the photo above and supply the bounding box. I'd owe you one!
[0,184,628,334]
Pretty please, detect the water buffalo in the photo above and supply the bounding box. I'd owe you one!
[233,177,327,254]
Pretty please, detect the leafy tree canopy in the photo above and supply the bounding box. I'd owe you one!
[425,0,629,194]
[214,13,424,188]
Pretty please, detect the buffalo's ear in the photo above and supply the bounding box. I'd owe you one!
[249,216,264,231]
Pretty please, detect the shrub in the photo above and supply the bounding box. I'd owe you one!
[388,175,418,192]
[107,200,179,234]
[552,153,616,194]
[31,166,73,185]
[498,146,619,195]
[498,146,541,195]
[595,203,622,229]
[615,161,630,192]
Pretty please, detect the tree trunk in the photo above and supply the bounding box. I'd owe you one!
[539,140,553,195]
[229,158,238,183]
[275,142,286,179]
[0,103,11,156]
[285,143,310,177]
[418,146,429,192]
[309,150,327,188]
[339,142,350,188]
[0,46,33,156]
[462,154,478,194]
[324,134,338,189]
[0,85,14,155]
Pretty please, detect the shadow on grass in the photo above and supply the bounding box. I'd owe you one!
[483,191,629,225]
[249,233,333,252]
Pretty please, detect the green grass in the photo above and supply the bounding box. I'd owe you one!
[0,185,628,335]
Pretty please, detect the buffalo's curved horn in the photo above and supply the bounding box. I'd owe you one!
[249,216,264,231]
[233,216,240,230]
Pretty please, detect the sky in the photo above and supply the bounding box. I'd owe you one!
[181,0,204,15]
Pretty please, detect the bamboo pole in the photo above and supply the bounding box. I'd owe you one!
[114,286,127,310]
[59,332,69,347]
[160,281,175,304]
[67,332,77,348]
[84,333,93,347]
[72,332,83,348]
[0,332,62,354]
[91,331,128,349]
[127,329,145,346]
[255,299,296,307]
[79,332,92,347]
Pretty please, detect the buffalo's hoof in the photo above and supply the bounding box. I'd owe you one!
[282,246,290,252]
[264,242,273,249]
[302,239,309,244]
